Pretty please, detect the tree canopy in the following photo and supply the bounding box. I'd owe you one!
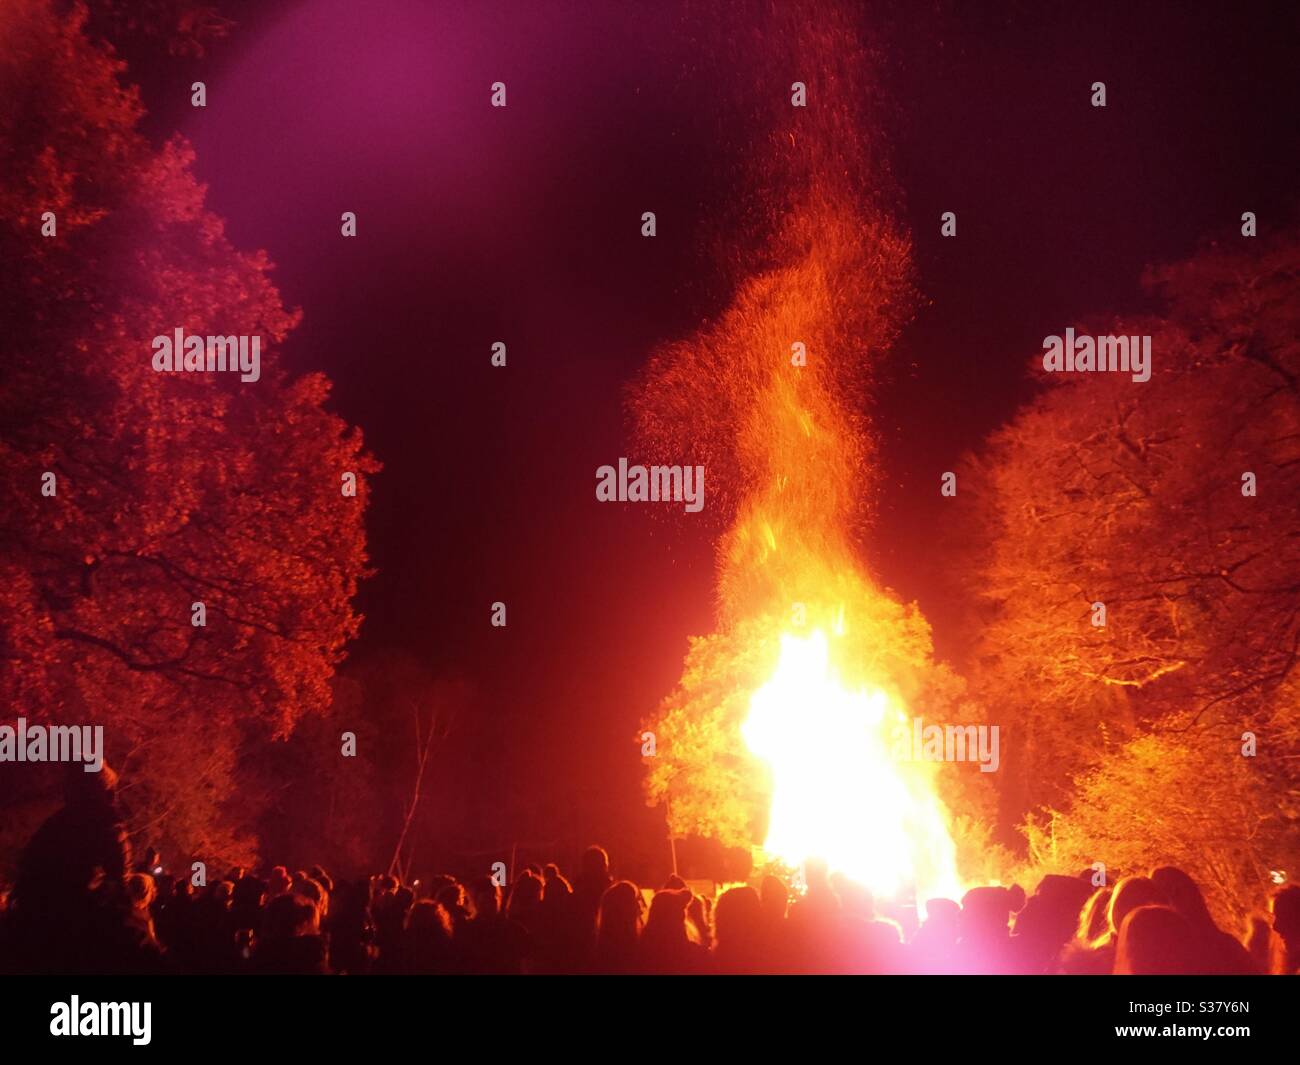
[0,0,377,867]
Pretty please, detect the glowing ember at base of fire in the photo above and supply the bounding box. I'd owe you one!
[742,630,963,907]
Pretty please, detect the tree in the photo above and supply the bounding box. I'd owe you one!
[0,0,377,868]
[84,0,233,58]
[251,652,471,879]
[955,230,1300,914]
[1022,714,1295,929]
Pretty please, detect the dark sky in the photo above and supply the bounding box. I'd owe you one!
[120,0,1300,869]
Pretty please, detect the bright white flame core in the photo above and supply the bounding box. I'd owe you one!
[742,630,962,905]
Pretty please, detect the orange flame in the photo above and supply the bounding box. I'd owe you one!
[635,3,964,906]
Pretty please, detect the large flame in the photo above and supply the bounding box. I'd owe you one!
[634,4,970,907]
[742,630,962,904]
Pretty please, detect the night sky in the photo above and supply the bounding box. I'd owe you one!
[117,0,1299,869]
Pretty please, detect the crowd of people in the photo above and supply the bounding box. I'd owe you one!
[1,765,1296,975]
